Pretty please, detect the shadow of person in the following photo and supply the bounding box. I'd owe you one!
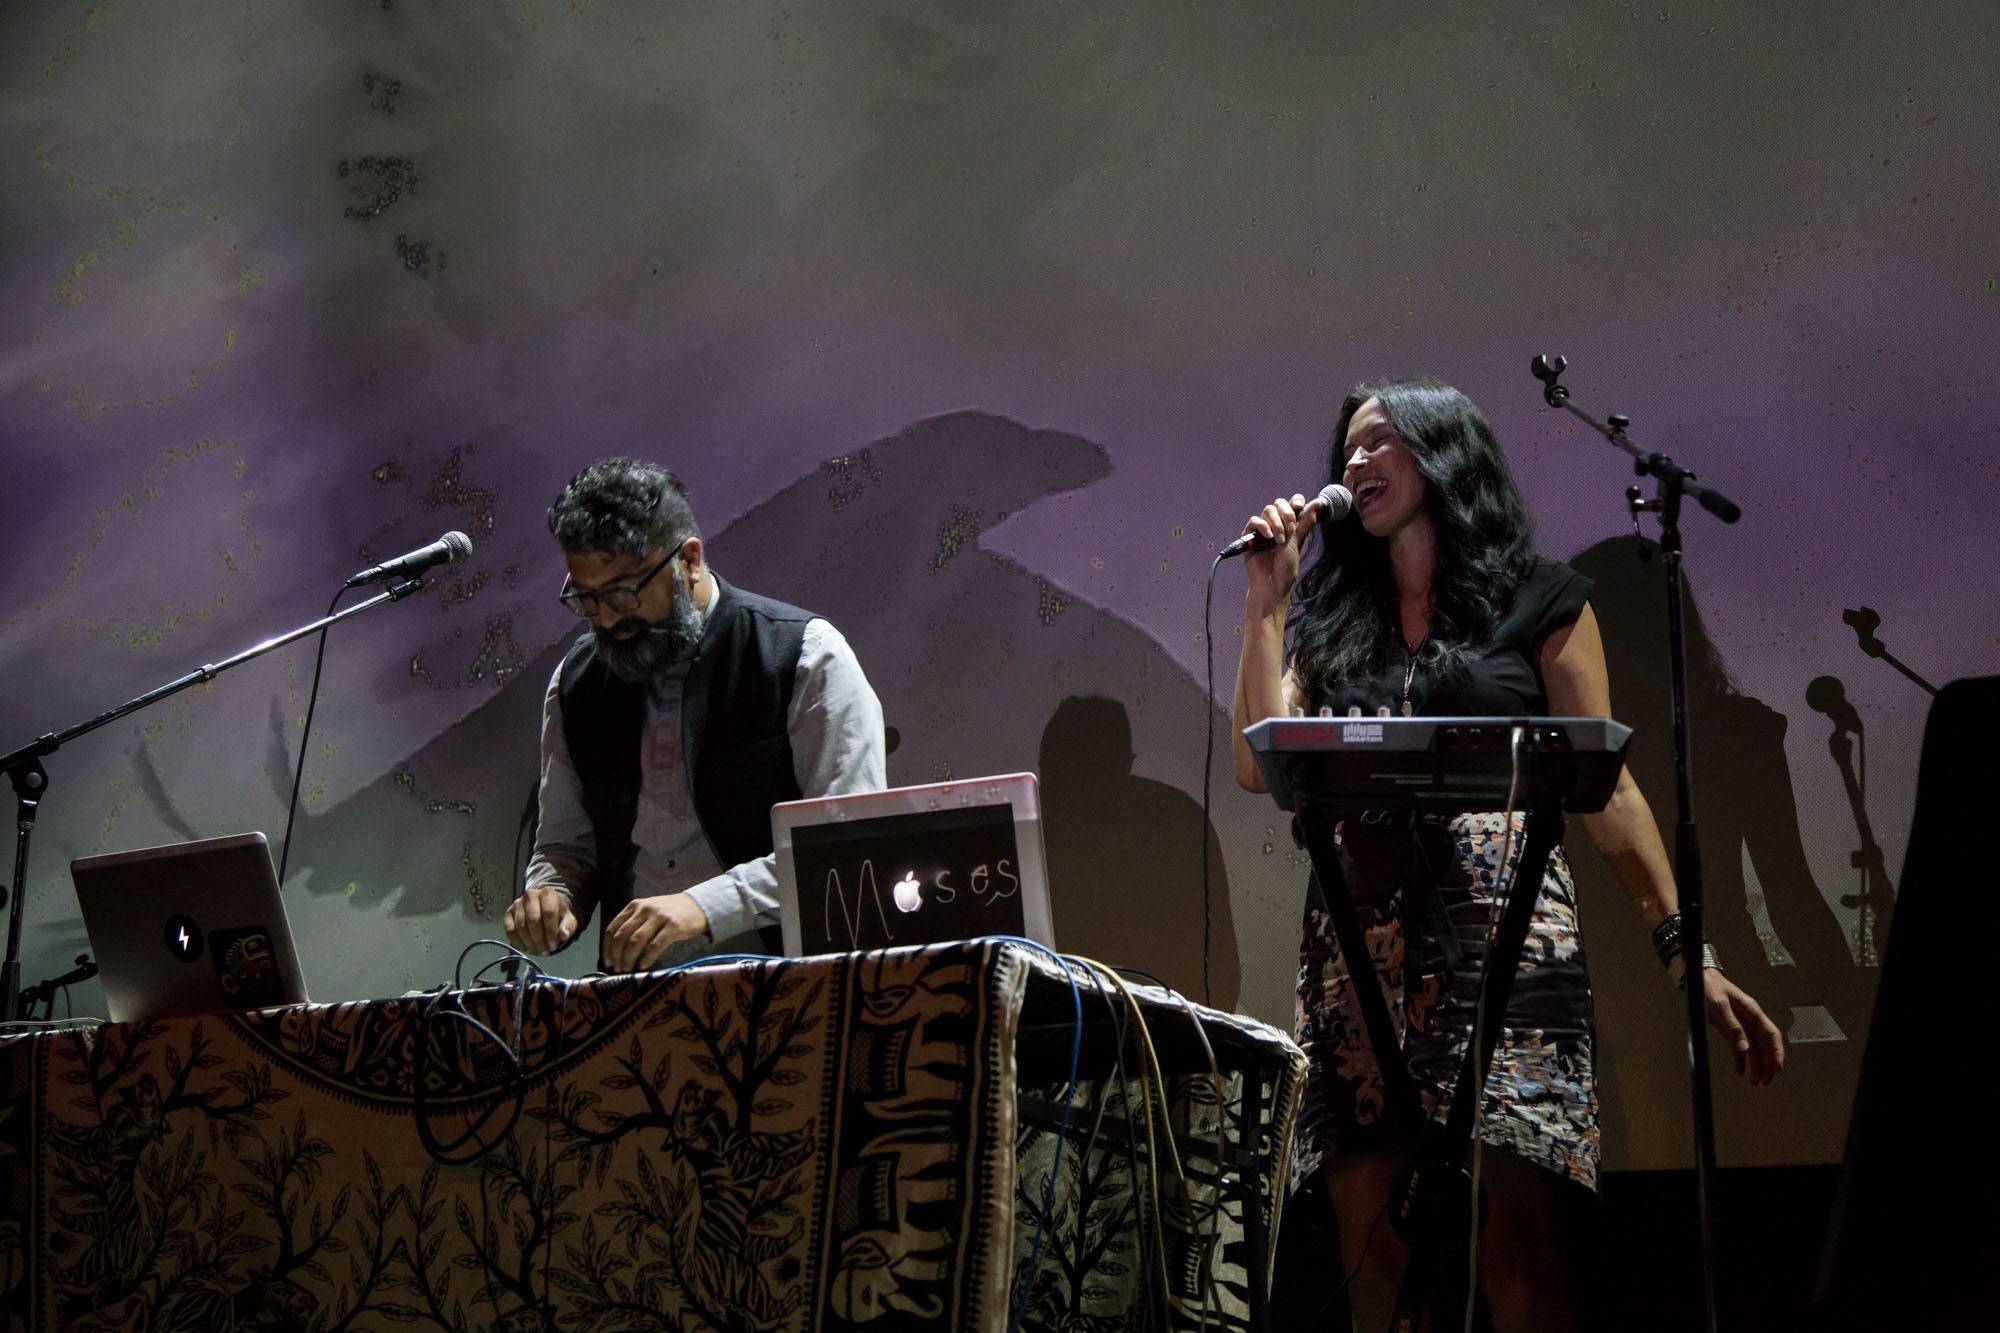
[1036,696,1237,1010]
[1568,535,1873,1165]
[275,411,1255,1016]
[719,411,1248,1012]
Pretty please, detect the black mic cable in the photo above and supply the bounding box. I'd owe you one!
[278,585,346,884]
[281,536,465,881]
[1200,486,1349,1005]
[278,570,429,883]
[1201,548,1226,1007]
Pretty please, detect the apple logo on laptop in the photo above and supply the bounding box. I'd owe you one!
[892,872,923,913]
[164,914,203,962]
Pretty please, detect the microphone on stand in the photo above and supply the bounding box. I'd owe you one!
[1218,483,1353,559]
[344,531,473,588]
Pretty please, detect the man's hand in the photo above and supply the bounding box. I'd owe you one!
[504,885,578,956]
[603,893,708,972]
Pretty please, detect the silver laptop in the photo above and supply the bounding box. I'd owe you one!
[772,773,1056,957]
[70,832,310,1023]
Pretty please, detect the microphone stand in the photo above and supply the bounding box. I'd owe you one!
[1531,354,1737,1333]
[17,953,98,1020]
[0,577,425,1022]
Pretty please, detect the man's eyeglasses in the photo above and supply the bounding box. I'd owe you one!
[557,538,688,617]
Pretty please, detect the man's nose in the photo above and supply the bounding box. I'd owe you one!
[589,601,620,629]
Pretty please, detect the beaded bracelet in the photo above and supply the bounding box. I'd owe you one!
[1651,913,1721,987]
[1650,912,1686,967]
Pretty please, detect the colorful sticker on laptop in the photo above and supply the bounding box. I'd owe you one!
[210,925,282,1008]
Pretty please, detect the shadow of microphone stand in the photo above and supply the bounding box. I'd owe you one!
[1842,606,1940,698]
[1806,607,1938,970]
[1803,676,1892,969]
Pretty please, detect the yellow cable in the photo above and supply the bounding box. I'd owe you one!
[1066,955,1186,1322]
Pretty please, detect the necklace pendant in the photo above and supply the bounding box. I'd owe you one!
[1401,698,1414,717]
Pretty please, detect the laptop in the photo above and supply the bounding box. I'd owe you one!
[70,831,310,1023]
[771,773,1056,957]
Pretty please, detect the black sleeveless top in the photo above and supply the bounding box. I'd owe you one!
[1307,561,1593,718]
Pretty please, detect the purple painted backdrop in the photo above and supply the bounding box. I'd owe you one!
[2,2,1993,1168]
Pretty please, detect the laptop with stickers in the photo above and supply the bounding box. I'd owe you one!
[771,773,1056,957]
[70,831,310,1023]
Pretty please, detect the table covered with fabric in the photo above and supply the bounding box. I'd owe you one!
[0,940,1303,1331]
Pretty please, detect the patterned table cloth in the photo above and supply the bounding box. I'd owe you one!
[0,941,1302,1332]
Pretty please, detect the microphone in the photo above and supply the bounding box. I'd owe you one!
[1219,484,1353,559]
[344,531,473,588]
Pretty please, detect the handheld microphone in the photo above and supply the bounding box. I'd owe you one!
[1218,484,1352,559]
[344,531,473,588]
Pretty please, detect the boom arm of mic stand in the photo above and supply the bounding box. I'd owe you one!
[1543,394,1743,525]
[0,577,425,1023]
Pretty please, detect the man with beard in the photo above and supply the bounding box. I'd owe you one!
[504,459,885,971]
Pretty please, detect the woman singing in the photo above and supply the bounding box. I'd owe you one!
[1232,380,1784,1330]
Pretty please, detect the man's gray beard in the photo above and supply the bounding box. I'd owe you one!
[591,567,705,684]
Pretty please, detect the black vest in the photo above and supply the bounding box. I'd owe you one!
[557,576,812,960]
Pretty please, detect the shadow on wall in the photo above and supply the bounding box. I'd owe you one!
[1566,535,1875,1168]
[264,412,1240,1009]
[1038,696,1234,1006]
[242,639,565,925]
[714,411,1241,1011]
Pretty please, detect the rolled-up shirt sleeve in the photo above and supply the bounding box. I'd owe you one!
[681,619,887,942]
[523,661,602,933]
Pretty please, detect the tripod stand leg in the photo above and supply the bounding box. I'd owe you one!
[1437,806,1564,1154]
[1386,804,1566,1333]
[1293,805,1426,1135]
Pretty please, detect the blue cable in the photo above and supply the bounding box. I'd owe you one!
[655,953,789,972]
[571,953,793,982]
[982,935,1084,1333]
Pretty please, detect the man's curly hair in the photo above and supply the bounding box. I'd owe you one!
[546,458,699,558]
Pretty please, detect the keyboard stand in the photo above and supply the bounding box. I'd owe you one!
[1290,753,1569,1332]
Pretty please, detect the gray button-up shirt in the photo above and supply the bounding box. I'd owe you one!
[526,578,885,967]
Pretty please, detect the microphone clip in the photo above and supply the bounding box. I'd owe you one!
[1531,353,1569,406]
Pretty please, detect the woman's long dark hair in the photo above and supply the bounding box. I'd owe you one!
[1290,379,1539,704]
